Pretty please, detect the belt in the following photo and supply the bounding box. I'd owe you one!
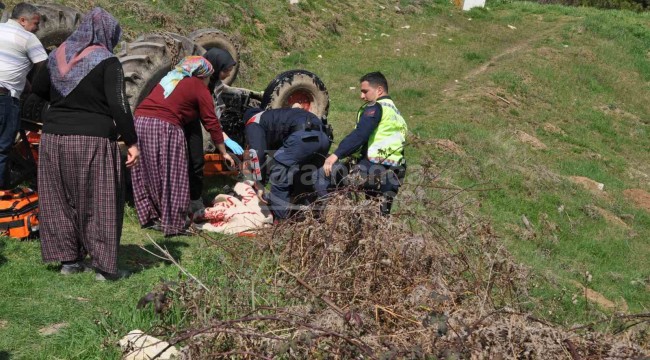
[0,87,10,96]
[295,123,328,133]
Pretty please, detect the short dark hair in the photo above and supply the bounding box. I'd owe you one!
[11,3,39,20]
[360,71,389,93]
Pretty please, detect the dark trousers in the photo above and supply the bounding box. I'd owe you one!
[314,158,404,215]
[0,96,20,189]
[184,120,205,201]
[268,130,330,219]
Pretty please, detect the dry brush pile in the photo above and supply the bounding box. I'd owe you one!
[138,161,649,359]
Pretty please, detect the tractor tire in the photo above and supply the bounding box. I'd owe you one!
[261,70,330,122]
[118,32,204,111]
[1,4,82,50]
[20,94,49,131]
[33,4,83,49]
[188,28,239,85]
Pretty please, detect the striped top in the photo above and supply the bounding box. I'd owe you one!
[0,19,47,98]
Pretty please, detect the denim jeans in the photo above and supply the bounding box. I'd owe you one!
[0,95,20,189]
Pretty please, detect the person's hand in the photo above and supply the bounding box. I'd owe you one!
[222,153,235,168]
[323,154,338,177]
[125,144,140,168]
[253,182,267,204]
[224,138,244,155]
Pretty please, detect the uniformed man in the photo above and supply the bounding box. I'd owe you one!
[315,71,407,215]
[244,106,332,220]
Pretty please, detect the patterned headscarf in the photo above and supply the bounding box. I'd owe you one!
[159,56,214,98]
[48,7,121,97]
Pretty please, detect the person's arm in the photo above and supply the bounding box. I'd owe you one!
[104,58,139,168]
[104,58,137,146]
[31,63,51,100]
[323,104,381,176]
[25,35,48,96]
[333,104,382,159]
[26,35,47,65]
[31,60,46,73]
[197,86,234,166]
[223,133,244,155]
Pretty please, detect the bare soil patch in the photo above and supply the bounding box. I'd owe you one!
[515,130,548,150]
[569,280,626,312]
[38,322,68,336]
[569,176,605,193]
[542,122,566,135]
[434,139,466,155]
[598,104,642,123]
[623,189,650,212]
[590,206,629,229]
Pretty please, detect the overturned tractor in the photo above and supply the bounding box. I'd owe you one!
[3,4,330,187]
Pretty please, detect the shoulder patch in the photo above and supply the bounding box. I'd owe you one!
[363,108,377,117]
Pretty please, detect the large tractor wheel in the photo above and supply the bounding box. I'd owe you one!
[188,29,239,85]
[33,4,83,49]
[1,4,82,50]
[118,32,204,112]
[261,70,330,122]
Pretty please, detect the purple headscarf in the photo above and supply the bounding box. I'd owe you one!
[48,7,121,97]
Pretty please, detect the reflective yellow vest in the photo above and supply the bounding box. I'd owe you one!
[356,98,408,166]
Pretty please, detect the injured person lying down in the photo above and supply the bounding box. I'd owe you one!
[192,181,273,235]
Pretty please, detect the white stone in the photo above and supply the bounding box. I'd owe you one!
[119,330,179,360]
[462,0,485,10]
[289,0,300,4]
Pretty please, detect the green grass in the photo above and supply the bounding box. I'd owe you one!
[1,0,650,358]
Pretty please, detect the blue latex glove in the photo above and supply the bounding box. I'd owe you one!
[224,138,244,155]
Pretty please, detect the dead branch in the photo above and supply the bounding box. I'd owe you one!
[279,264,344,316]
[142,233,211,293]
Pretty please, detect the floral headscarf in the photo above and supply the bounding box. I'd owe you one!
[159,56,214,98]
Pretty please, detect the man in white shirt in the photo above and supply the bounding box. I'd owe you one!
[0,3,47,189]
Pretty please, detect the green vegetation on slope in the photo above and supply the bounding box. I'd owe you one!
[0,0,649,358]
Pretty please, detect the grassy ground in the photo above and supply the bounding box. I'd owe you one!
[0,0,649,358]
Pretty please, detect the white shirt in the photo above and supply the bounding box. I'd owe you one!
[0,19,47,98]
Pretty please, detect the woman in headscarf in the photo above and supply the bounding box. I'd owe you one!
[131,56,234,236]
[32,7,139,281]
[186,48,242,213]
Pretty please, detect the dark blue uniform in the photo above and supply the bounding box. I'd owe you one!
[314,97,403,215]
[245,108,331,220]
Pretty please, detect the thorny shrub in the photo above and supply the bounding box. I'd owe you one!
[136,160,648,359]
